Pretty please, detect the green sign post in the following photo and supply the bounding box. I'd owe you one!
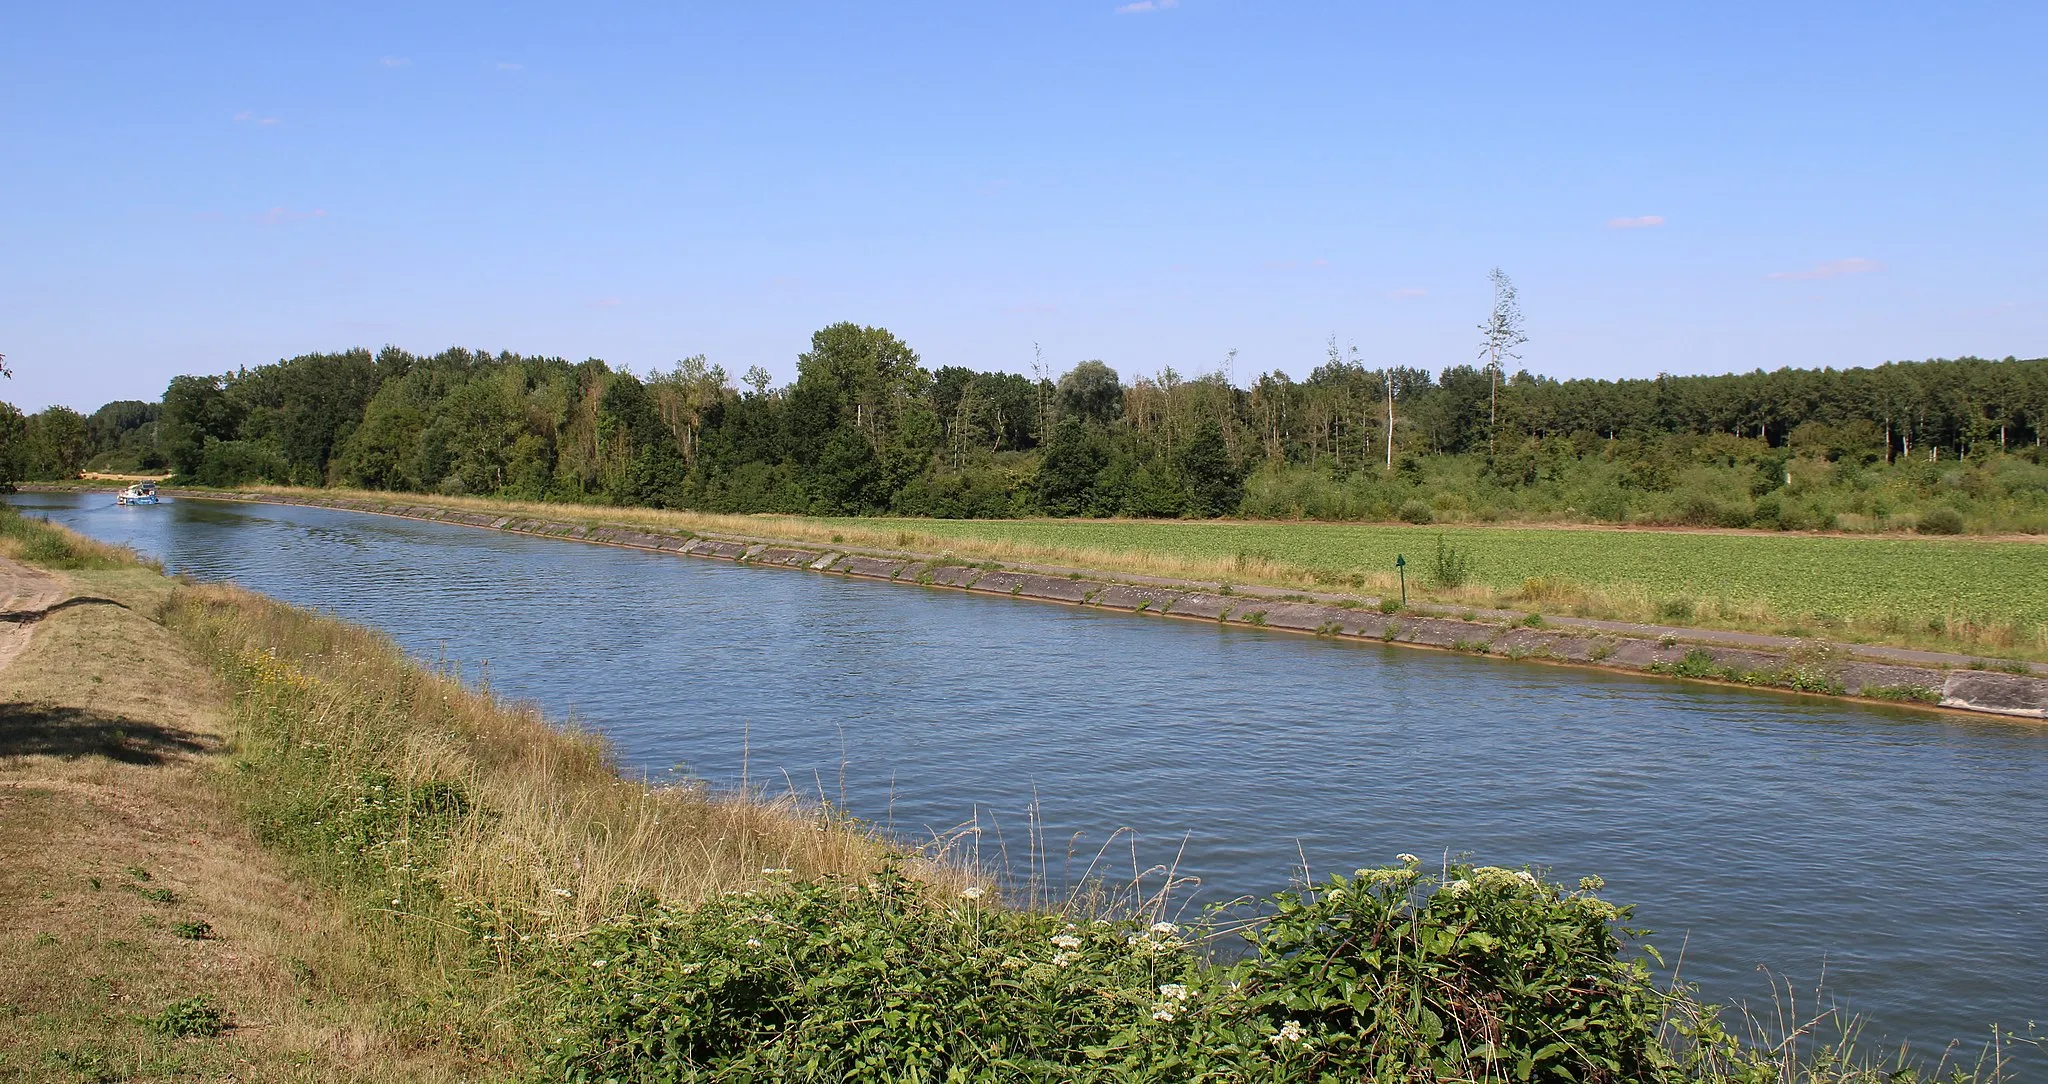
[1394,554,1407,607]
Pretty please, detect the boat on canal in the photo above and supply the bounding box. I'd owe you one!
[115,481,162,506]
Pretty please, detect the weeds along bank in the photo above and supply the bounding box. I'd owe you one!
[1,507,2028,1080]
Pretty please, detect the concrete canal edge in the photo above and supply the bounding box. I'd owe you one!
[165,490,2048,722]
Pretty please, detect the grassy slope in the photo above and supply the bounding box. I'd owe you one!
[0,562,476,1082]
[0,514,925,1081]
[234,486,2048,660]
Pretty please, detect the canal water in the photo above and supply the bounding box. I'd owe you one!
[18,490,2047,1064]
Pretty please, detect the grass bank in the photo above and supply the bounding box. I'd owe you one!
[227,485,2048,662]
[0,506,2032,1080]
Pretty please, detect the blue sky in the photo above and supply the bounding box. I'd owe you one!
[3,1,2043,412]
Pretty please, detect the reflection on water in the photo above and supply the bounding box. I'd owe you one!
[19,489,2048,1063]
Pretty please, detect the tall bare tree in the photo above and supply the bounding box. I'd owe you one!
[1477,267,1528,454]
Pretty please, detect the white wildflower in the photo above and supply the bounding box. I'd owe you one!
[1270,1019,1307,1044]
[681,962,702,975]
[744,938,763,948]
[552,888,573,898]
[1151,1005,1176,1022]
[959,886,985,900]
[1050,934,1083,950]
[1396,853,1420,864]
[1515,870,1539,887]
[762,867,793,875]
[1157,983,1190,1002]
[590,959,608,969]
[1050,952,1075,967]
[1149,921,1179,937]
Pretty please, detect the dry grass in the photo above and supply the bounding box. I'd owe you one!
[0,512,954,1078]
[167,579,943,931]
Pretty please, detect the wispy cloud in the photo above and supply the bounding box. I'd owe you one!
[255,207,327,225]
[1607,214,1664,229]
[1768,257,1881,281]
[495,61,522,71]
[1260,258,1332,271]
[380,55,413,68]
[233,111,281,126]
[588,297,621,309]
[1116,0,1178,12]
[1390,287,1427,299]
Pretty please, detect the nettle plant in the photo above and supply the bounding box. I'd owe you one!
[541,860,1685,1083]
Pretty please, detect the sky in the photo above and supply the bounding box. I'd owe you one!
[3,1,2043,413]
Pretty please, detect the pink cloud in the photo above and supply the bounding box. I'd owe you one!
[255,207,327,224]
[1116,0,1178,12]
[1607,214,1665,229]
[1768,257,1881,281]
[588,297,621,309]
[234,111,281,126]
[380,56,413,68]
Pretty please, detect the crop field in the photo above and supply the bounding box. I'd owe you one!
[833,518,2048,631]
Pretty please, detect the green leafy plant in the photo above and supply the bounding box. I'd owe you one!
[542,861,1711,1082]
[1431,534,1472,588]
[146,996,226,1038]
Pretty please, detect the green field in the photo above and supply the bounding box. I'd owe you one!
[833,518,2048,630]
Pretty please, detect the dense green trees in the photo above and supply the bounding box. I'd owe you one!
[9,325,2047,529]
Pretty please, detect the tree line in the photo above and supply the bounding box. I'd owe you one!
[7,324,2045,528]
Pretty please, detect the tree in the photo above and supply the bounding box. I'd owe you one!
[1179,419,1243,517]
[1056,361,1123,426]
[1478,268,1528,454]
[160,375,245,478]
[1036,416,1106,515]
[26,407,91,478]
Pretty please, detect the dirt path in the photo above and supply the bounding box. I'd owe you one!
[0,559,486,1083]
[0,559,69,675]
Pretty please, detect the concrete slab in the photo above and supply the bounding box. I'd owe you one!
[1008,574,1094,604]
[1942,671,2048,718]
[923,565,982,588]
[1167,593,1235,620]
[838,555,905,578]
[1084,584,1176,612]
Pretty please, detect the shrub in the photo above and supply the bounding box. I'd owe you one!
[147,996,226,1038]
[1396,499,1434,525]
[1430,534,1472,588]
[1656,598,1696,622]
[1918,506,1965,535]
[543,862,1687,1083]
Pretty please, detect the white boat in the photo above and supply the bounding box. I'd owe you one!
[115,482,162,506]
